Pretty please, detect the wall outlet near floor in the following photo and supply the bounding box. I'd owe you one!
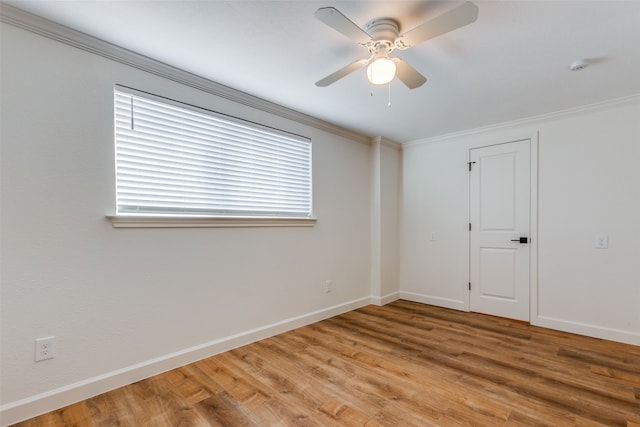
[35,336,56,361]
[325,279,333,293]
[595,234,608,249]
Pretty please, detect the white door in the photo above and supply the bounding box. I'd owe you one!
[469,140,530,321]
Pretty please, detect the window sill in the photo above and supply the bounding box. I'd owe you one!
[107,215,317,228]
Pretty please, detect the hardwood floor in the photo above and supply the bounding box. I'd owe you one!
[12,300,640,426]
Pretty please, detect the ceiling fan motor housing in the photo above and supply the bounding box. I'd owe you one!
[364,18,399,51]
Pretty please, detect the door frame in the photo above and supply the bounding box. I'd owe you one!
[466,131,539,324]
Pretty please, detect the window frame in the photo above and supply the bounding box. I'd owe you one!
[108,86,316,228]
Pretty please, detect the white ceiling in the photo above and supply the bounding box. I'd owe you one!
[5,0,640,143]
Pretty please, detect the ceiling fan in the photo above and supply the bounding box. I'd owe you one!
[314,1,479,89]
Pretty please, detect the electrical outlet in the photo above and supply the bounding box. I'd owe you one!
[325,279,333,293]
[35,336,56,361]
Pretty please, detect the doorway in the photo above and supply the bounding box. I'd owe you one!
[469,139,531,321]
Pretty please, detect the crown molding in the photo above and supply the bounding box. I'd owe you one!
[403,93,640,149]
[0,3,371,146]
[372,136,402,151]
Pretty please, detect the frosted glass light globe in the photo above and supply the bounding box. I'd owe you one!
[366,58,396,85]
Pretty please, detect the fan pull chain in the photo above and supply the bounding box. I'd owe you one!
[387,82,391,107]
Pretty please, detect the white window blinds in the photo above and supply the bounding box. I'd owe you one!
[114,87,312,218]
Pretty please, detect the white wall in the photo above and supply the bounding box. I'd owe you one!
[370,138,401,304]
[379,142,401,300]
[400,139,470,310]
[0,22,373,422]
[401,98,640,345]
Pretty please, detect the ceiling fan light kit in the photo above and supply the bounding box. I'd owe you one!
[314,1,479,90]
[367,58,396,85]
[366,42,397,85]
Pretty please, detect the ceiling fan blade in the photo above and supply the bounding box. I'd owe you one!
[314,7,372,45]
[315,59,369,87]
[392,58,427,89]
[395,1,479,49]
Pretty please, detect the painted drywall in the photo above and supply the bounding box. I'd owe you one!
[0,21,373,417]
[370,138,401,303]
[401,98,640,345]
[400,139,470,310]
[535,104,640,340]
[379,141,401,299]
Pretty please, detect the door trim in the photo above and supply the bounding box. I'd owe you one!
[466,132,538,323]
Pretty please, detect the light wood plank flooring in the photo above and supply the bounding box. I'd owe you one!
[12,300,640,426]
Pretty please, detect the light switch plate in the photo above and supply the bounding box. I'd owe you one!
[595,234,608,249]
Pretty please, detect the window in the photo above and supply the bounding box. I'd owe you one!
[112,86,312,226]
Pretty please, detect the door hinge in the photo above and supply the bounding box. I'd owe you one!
[468,161,476,171]
[469,223,472,231]
[468,282,471,290]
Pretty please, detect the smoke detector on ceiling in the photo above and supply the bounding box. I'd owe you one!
[569,59,590,71]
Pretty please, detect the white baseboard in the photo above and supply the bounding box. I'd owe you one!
[533,315,640,346]
[370,291,401,306]
[0,297,371,426]
[399,291,467,311]
[398,293,640,346]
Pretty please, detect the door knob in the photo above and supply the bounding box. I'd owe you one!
[511,237,528,244]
